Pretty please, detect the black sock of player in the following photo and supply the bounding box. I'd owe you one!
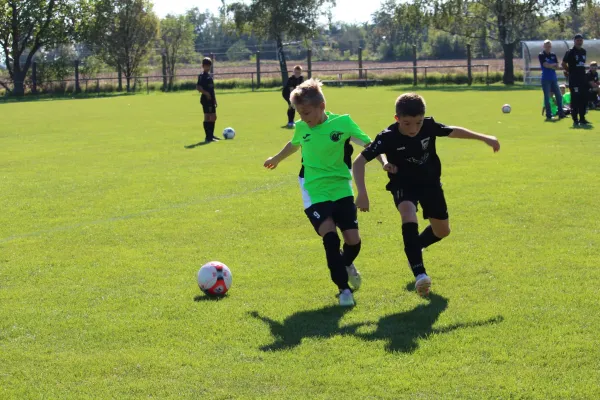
[323,232,350,290]
[402,223,426,277]
[203,122,210,140]
[208,122,216,138]
[287,108,295,123]
[419,226,442,249]
[341,241,361,267]
[579,109,586,121]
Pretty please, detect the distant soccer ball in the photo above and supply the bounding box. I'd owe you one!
[502,104,511,114]
[197,261,232,296]
[222,127,235,139]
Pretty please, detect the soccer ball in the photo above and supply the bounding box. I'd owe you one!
[502,104,511,114]
[197,261,232,296]
[222,127,235,139]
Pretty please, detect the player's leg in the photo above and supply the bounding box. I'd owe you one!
[578,85,589,124]
[301,181,352,305]
[541,80,553,119]
[286,100,295,128]
[569,86,580,125]
[334,196,362,290]
[419,183,451,249]
[551,80,564,116]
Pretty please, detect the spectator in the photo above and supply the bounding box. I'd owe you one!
[539,39,565,121]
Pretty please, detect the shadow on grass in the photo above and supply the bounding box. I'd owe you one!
[194,294,227,302]
[249,306,354,351]
[185,141,213,149]
[251,283,503,353]
[346,284,504,353]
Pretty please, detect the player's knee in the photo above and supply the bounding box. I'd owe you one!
[317,218,336,237]
[434,224,451,238]
[342,229,360,245]
[397,203,417,223]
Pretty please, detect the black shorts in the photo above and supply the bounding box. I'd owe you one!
[201,100,216,114]
[391,182,449,220]
[304,196,358,234]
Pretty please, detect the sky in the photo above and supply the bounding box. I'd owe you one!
[152,0,382,24]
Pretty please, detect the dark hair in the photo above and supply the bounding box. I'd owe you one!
[202,57,212,66]
[395,93,426,117]
[293,65,303,71]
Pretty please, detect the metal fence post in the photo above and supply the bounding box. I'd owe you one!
[256,51,261,89]
[412,45,418,86]
[467,44,473,86]
[307,48,312,79]
[358,47,363,79]
[146,77,149,94]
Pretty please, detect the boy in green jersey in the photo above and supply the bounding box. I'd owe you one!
[264,79,389,307]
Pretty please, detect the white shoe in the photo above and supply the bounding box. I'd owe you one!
[338,289,355,307]
[346,264,362,290]
[415,273,432,297]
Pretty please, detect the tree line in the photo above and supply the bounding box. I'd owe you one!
[1,0,597,96]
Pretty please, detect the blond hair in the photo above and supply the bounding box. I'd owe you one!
[290,78,325,107]
[544,39,551,45]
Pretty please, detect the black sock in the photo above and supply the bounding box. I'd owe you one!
[208,122,216,138]
[341,241,361,267]
[287,108,295,123]
[323,232,350,290]
[419,226,442,250]
[203,122,210,140]
[579,109,586,121]
[402,223,426,277]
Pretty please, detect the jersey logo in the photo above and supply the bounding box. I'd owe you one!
[397,147,405,150]
[303,134,311,141]
[330,131,343,142]
[421,138,430,150]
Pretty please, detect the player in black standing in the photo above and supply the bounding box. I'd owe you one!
[352,93,500,297]
[562,34,589,127]
[282,65,304,128]
[197,57,219,142]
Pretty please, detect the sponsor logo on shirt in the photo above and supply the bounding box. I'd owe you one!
[421,137,430,150]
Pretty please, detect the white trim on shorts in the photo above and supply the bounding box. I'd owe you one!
[298,171,353,210]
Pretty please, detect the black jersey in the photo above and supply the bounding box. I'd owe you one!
[563,47,587,85]
[361,117,453,188]
[286,75,304,91]
[197,72,215,103]
[586,70,598,86]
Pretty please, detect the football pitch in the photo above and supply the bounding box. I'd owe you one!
[1,86,599,399]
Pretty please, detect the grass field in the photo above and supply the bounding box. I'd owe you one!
[1,86,599,399]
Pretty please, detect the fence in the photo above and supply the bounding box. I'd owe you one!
[1,44,495,97]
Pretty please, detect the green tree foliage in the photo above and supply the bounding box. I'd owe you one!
[0,0,80,95]
[160,14,195,90]
[85,0,158,91]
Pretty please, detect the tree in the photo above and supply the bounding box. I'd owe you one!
[0,0,79,96]
[228,0,335,84]
[160,14,194,91]
[86,0,158,91]
[582,0,600,38]
[433,0,570,84]
[226,39,252,61]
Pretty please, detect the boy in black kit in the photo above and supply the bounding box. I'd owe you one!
[282,66,305,128]
[562,34,589,127]
[197,58,219,142]
[352,93,500,297]
[586,61,600,108]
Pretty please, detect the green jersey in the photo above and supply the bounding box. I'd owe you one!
[563,92,571,105]
[291,112,371,204]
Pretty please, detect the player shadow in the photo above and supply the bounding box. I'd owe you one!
[345,284,503,353]
[184,141,213,149]
[249,306,355,351]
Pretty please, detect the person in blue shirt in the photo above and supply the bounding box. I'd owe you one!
[539,40,565,121]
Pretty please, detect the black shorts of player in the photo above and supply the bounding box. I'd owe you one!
[201,100,217,114]
[304,196,358,234]
[391,182,449,220]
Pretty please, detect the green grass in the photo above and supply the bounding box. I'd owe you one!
[1,86,599,399]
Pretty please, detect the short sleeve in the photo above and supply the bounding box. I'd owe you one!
[291,126,303,146]
[538,53,545,67]
[563,50,570,63]
[346,115,371,146]
[427,118,453,137]
[197,75,202,86]
[361,132,389,162]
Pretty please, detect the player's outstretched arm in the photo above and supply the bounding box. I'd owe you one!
[352,154,370,212]
[264,141,300,169]
[448,127,500,153]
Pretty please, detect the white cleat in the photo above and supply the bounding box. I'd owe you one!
[338,289,355,307]
[346,263,362,290]
[415,273,432,297]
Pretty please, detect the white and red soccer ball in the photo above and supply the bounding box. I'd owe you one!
[197,261,232,296]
